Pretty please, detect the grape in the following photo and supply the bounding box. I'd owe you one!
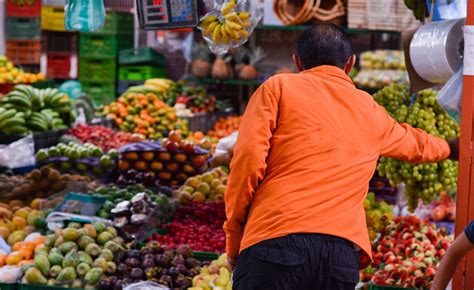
[364,192,393,240]
[374,84,459,211]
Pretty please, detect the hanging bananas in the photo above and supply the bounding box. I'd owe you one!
[199,0,253,47]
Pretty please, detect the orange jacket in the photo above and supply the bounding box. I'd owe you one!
[224,66,450,268]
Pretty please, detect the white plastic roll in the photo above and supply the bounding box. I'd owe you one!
[410,18,465,84]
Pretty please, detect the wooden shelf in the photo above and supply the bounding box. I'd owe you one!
[256,24,402,35]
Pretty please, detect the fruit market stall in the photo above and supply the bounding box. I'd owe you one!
[0,0,472,289]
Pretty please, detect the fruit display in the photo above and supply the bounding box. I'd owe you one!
[35,142,119,178]
[0,56,45,85]
[208,116,241,139]
[0,166,99,202]
[22,221,123,288]
[118,132,211,186]
[364,192,393,241]
[375,84,459,210]
[1,233,46,267]
[362,216,452,288]
[167,81,221,114]
[143,78,173,94]
[66,124,144,151]
[98,90,188,140]
[360,50,406,70]
[353,69,408,89]
[428,193,455,223]
[150,202,226,253]
[97,242,204,289]
[173,168,228,204]
[191,254,232,290]
[0,199,47,247]
[0,85,75,134]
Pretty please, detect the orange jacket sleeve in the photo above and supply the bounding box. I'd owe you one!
[377,105,450,163]
[224,83,279,259]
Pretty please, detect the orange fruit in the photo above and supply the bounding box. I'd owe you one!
[6,252,23,265]
[12,216,27,230]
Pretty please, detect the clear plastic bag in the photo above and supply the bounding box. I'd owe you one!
[124,281,170,290]
[437,66,463,123]
[0,135,35,169]
[0,266,22,283]
[211,132,238,167]
[64,0,106,32]
[199,0,264,55]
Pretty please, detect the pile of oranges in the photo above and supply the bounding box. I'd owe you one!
[0,56,45,84]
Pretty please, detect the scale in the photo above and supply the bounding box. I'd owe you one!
[136,0,202,30]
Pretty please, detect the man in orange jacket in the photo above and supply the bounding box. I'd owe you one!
[224,23,458,289]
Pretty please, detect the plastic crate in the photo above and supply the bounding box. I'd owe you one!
[0,84,16,95]
[96,11,134,34]
[46,52,77,79]
[117,80,144,95]
[18,283,85,290]
[41,6,65,31]
[119,48,166,66]
[6,17,41,40]
[41,0,65,6]
[79,57,117,82]
[81,81,116,106]
[6,40,41,64]
[42,31,78,53]
[6,0,41,17]
[0,282,17,290]
[0,129,66,152]
[79,33,133,58]
[118,65,167,81]
[368,284,423,290]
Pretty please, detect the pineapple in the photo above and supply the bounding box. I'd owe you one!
[239,47,266,80]
[233,47,250,76]
[190,42,212,78]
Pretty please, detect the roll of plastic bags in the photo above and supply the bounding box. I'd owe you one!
[64,0,106,32]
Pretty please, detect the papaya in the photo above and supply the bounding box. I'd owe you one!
[85,243,101,257]
[104,241,121,253]
[76,262,91,277]
[99,249,113,262]
[48,250,64,266]
[78,251,93,266]
[93,257,107,271]
[34,244,50,256]
[78,235,94,250]
[82,224,97,238]
[92,222,106,233]
[44,234,56,248]
[67,222,82,229]
[24,267,47,285]
[97,231,113,245]
[49,265,62,278]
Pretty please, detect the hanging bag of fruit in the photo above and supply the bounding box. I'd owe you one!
[198,0,264,55]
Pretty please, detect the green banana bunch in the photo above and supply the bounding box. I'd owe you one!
[0,108,29,134]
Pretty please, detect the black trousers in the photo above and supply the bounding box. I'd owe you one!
[233,233,360,290]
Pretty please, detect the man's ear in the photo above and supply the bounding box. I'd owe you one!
[292,54,305,72]
[344,54,356,75]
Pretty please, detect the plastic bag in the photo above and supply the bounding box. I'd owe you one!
[0,237,11,255]
[0,266,22,283]
[124,281,170,290]
[64,0,106,32]
[428,0,467,21]
[0,135,35,168]
[211,132,238,167]
[199,0,264,55]
[437,66,463,124]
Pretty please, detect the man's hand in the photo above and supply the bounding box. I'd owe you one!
[448,138,459,161]
[227,257,237,270]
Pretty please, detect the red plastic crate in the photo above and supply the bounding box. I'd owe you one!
[6,0,41,17]
[46,52,76,79]
[6,40,41,64]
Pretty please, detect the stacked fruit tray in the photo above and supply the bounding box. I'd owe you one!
[118,139,211,186]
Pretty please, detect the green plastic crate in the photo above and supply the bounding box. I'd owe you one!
[79,57,117,82]
[81,81,116,106]
[79,33,133,58]
[118,65,167,81]
[119,48,165,66]
[6,17,41,40]
[18,284,89,290]
[92,11,133,35]
[0,282,17,290]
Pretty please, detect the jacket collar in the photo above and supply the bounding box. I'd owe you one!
[300,65,355,86]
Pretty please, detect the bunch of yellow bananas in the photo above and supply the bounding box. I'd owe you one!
[199,0,252,46]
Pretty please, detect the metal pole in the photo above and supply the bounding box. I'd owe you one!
[453,1,474,289]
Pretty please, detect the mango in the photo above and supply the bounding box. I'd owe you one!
[82,224,97,238]
[7,230,26,246]
[24,267,47,285]
[78,235,94,250]
[92,222,106,233]
[56,266,76,283]
[84,267,103,284]
[99,249,113,262]
[97,231,113,245]
[78,251,93,266]
[85,243,101,257]
[63,228,82,242]
[62,250,79,268]
[48,251,64,266]
[59,241,78,254]
[49,265,62,278]
[93,257,107,271]
[76,262,91,277]
[34,254,51,275]
[44,234,56,248]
